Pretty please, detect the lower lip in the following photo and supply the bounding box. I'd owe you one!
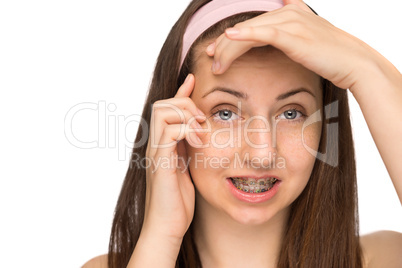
[226,178,281,203]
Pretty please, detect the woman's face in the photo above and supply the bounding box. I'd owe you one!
[184,45,323,225]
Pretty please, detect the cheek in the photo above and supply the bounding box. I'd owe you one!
[184,139,234,198]
[184,133,234,176]
[203,120,242,147]
[276,121,321,171]
[184,124,240,190]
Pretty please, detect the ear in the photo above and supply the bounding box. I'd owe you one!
[283,0,314,13]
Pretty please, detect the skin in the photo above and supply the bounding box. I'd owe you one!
[83,0,402,267]
[186,47,322,267]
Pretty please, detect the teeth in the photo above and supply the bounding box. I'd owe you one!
[248,178,256,186]
[234,179,239,188]
[230,177,278,193]
[231,177,277,183]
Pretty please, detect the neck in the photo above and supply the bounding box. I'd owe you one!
[193,194,289,268]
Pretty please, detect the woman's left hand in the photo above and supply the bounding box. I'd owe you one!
[207,1,402,263]
[206,0,378,91]
[207,0,402,208]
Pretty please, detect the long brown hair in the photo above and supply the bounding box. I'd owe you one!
[108,1,362,267]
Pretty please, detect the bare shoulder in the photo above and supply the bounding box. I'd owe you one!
[360,230,402,268]
[82,254,108,268]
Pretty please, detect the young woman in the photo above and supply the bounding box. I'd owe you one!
[83,0,402,267]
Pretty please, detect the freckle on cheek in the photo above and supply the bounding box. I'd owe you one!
[303,132,320,150]
[275,124,321,152]
[302,124,322,151]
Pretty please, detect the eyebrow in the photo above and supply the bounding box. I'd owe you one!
[201,86,316,100]
[202,86,248,100]
[276,88,316,100]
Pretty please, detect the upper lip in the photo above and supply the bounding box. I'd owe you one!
[228,175,280,180]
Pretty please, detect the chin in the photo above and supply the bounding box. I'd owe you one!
[227,205,281,226]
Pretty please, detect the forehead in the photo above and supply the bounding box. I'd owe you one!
[191,44,322,100]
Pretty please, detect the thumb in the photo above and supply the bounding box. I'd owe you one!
[283,0,315,13]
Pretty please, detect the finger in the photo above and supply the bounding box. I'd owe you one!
[283,0,314,14]
[154,109,204,136]
[212,38,258,74]
[148,110,205,158]
[206,33,226,56]
[152,108,204,144]
[175,73,195,98]
[205,41,215,56]
[155,108,204,126]
[212,24,268,74]
[223,24,308,66]
[153,124,203,171]
[211,6,311,74]
[206,15,272,57]
[148,95,206,159]
[153,97,205,120]
[206,8,290,58]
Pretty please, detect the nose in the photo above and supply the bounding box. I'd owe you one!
[239,116,277,169]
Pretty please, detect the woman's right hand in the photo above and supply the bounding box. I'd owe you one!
[141,74,205,246]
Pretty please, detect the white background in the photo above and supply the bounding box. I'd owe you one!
[0,0,401,267]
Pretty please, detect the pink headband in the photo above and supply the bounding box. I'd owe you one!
[180,0,284,68]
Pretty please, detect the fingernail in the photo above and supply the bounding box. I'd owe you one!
[226,28,240,36]
[212,61,220,73]
[206,42,215,53]
[184,74,191,83]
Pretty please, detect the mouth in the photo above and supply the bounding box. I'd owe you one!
[229,177,279,194]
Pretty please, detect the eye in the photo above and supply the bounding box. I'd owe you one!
[277,109,304,120]
[218,110,232,120]
[211,108,240,123]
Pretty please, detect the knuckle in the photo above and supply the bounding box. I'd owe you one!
[185,112,198,125]
[248,26,257,36]
[164,125,185,141]
[153,99,163,106]
[176,96,190,109]
[267,27,279,38]
[182,110,192,120]
[153,107,163,118]
[284,5,302,17]
[163,124,176,136]
[152,100,164,111]
[182,96,192,104]
[285,4,299,11]
[183,97,197,111]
